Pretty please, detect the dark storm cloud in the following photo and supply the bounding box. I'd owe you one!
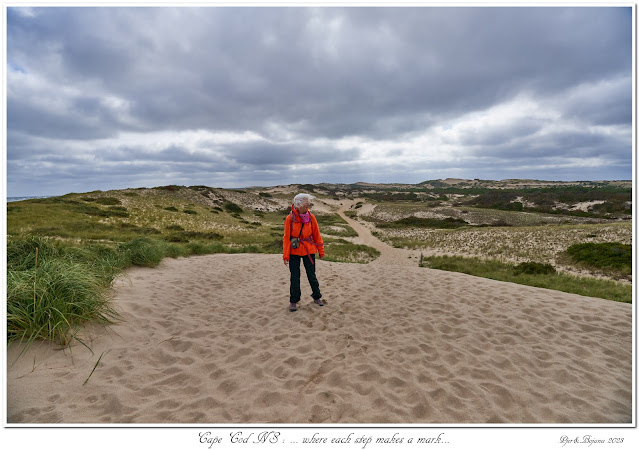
[8,95,119,140]
[5,6,633,196]
[468,129,629,161]
[218,142,361,167]
[9,7,631,137]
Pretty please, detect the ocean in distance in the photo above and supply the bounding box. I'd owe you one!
[7,196,53,203]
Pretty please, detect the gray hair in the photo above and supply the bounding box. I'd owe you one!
[293,193,315,209]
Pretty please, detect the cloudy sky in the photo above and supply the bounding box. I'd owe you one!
[5,5,634,196]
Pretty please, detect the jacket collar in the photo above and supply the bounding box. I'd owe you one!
[291,205,311,222]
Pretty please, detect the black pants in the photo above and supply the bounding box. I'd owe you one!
[289,254,322,303]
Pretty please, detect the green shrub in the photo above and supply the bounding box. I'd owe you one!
[117,223,160,235]
[95,197,122,205]
[138,227,162,235]
[377,216,469,229]
[174,231,224,241]
[513,261,557,276]
[489,219,512,227]
[167,235,189,243]
[224,202,243,213]
[183,209,198,215]
[155,185,182,192]
[566,242,632,274]
[262,239,284,252]
[75,203,129,218]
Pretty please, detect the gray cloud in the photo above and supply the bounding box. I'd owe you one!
[6,6,633,196]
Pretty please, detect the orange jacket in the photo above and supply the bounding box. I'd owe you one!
[283,206,325,261]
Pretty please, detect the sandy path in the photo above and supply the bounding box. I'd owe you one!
[337,200,422,266]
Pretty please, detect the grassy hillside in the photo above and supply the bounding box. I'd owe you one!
[349,183,632,284]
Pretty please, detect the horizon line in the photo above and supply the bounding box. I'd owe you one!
[6,178,633,200]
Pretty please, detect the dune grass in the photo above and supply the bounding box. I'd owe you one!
[7,237,122,347]
[421,255,631,303]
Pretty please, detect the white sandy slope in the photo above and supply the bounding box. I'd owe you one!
[7,247,632,424]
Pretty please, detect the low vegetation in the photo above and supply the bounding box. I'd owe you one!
[370,219,631,278]
[421,255,631,303]
[8,237,122,347]
[513,261,557,276]
[377,216,470,229]
[323,238,381,264]
[564,242,632,277]
[314,212,359,237]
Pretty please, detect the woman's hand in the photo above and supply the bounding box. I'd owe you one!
[284,260,289,266]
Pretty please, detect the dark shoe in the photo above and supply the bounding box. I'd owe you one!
[289,302,298,312]
[314,298,324,307]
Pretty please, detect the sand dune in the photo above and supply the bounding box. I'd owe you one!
[7,252,632,424]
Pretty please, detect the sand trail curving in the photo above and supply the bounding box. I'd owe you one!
[7,250,632,424]
[337,201,421,266]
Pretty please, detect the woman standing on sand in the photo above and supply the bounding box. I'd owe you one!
[283,193,325,312]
